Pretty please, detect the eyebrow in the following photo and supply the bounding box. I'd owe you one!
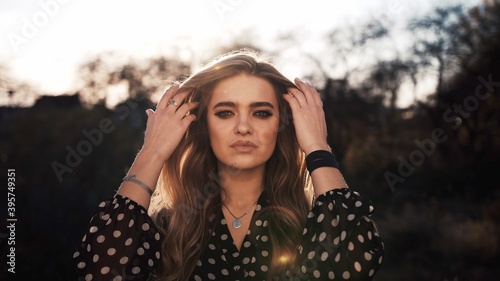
[213,101,275,110]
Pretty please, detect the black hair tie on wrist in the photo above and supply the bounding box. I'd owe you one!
[306,150,340,173]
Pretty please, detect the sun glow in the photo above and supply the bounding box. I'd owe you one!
[0,0,481,107]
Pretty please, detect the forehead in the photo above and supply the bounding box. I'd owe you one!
[209,74,277,105]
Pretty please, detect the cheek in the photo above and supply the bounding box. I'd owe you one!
[261,118,280,145]
[207,119,215,137]
[207,118,223,143]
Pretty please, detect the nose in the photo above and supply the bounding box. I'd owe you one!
[235,115,253,135]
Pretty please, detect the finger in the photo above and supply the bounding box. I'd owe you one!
[175,101,199,119]
[289,84,308,107]
[157,82,180,109]
[166,90,191,113]
[181,112,197,127]
[283,92,301,112]
[145,109,155,125]
[295,78,322,106]
[304,82,323,106]
[179,102,198,127]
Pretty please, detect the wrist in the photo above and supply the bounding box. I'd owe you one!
[305,149,340,173]
[303,143,331,156]
[137,147,167,165]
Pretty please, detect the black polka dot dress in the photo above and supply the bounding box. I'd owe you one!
[73,188,384,280]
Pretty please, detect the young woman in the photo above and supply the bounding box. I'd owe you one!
[73,50,384,280]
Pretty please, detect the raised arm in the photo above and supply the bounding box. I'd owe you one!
[117,82,198,208]
[283,78,347,195]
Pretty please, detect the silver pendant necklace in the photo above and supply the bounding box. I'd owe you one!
[222,201,258,229]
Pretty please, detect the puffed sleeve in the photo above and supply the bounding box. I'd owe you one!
[291,188,384,280]
[73,194,162,281]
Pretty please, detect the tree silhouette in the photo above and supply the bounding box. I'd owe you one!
[408,4,468,104]
[0,64,36,107]
[366,58,418,113]
[77,53,191,108]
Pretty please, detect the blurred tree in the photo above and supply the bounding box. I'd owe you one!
[407,4,478,167]
[264,18,391,90]
[366,58,418,113]
[108,56,191,101]
[78,53,115,106]
[408,4,468,105]
[465,0,500,69]
[0,64,36,107]
[432,0,500,189]
[322,19,390,81]
[77,53,191,108]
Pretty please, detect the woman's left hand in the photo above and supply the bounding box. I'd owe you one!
[283,78,330,155]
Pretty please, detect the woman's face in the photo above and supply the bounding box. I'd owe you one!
[207,74,280,172]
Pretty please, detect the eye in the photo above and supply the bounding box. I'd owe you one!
[214,110,233,119]
[254,110,273,118]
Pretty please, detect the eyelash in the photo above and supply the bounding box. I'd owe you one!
[254,110,273,118]
[214,110,233,119]
[214,110,273,119]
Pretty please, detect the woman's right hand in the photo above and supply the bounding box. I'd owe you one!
[141,82,198,162]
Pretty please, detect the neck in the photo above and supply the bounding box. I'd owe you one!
[218,165,265,209]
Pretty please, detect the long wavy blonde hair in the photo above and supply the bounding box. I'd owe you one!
[149,49,313,280]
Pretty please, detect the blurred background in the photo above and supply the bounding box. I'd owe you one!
[1,0,499,280]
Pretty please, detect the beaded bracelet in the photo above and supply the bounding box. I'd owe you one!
[122,174,153,196]
[305,150,340,173]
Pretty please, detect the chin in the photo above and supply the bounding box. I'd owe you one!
[219,159,267,172]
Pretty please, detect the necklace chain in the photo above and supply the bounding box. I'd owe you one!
[222,201,258,228]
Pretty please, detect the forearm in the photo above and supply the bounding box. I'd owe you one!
[310,167,348,196]
[117,148,165,209]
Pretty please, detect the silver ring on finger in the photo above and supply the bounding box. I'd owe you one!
[168,99,178,106]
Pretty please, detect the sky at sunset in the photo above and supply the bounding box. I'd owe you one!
[0,0,479,107]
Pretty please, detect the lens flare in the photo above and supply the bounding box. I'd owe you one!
[279,255,289,264]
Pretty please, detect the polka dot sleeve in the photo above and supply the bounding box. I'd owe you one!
[73,194,161,281]
[292,188,384,280]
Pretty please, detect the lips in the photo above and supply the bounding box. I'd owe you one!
[230,140,258,152]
